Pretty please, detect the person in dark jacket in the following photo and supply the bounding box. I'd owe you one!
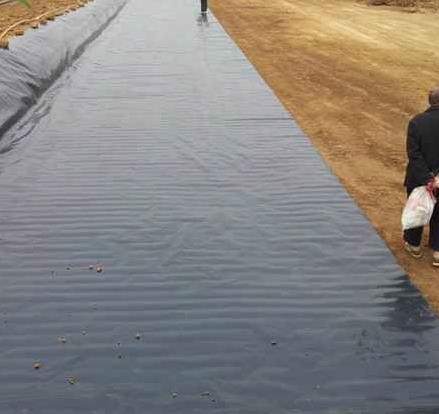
[404,87,439,265]
[201,0,208,13]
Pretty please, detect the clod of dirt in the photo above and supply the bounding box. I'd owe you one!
[33,362,41,370]
[368,0,387,5]
[67,376,77,385]
[15,28,25,36]
[30,22,39,29]
[0,39,9,49]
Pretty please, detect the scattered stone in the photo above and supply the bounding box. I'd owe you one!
[15,28,25,36]
[82,330,87,336]
[33,362,41,370]
[117,354,122,359]
[67,376,77,385]
[58,336,67,344]
[172,392,178,398]
[30,21,39,29]
[88,265,94,270]
[211,399,216,403]
[96,265,103,273]
[135,332,141,340]
[201,391,210,397]
[271,340,277,346]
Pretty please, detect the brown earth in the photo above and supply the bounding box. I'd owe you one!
[210,0,439,310]
[0,0,87,43]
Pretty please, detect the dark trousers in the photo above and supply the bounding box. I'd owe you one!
[404,187,439,250]
[201,0,208,12]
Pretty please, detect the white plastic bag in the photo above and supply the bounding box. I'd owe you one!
[402,186,436,230]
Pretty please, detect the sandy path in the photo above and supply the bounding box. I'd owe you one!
[210,0,439,310]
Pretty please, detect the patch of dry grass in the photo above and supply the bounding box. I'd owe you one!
[367,0,439,10]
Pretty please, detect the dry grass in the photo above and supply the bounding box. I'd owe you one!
[367,0,439,10]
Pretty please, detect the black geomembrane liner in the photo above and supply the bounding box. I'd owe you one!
[0,0,439,413]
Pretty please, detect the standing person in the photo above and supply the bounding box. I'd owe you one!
[201,0,208,14]
[404,87,439,265]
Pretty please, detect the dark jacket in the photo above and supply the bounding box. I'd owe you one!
[404,106,439,190]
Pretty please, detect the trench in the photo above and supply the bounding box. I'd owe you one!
[0,0,439,412]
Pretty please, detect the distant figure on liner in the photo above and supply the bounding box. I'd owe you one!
[403,87,439,265]
[201,0,208,14]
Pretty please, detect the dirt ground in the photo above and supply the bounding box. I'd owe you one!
[0,0,86,41]
[210,0,439,310]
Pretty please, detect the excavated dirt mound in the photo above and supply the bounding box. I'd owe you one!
[0,0,88,41]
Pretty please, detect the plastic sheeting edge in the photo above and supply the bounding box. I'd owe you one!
[0,0,128,138]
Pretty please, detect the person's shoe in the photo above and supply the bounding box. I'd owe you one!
[432,251,439,267]
[404,241,423,259]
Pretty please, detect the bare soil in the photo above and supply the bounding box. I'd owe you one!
[210,0,439,310]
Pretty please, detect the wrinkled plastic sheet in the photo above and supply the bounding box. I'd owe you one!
[1,0,439,413]
[0,0,127,137]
